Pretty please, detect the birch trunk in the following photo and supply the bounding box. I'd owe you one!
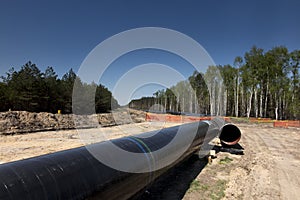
[235,78,239,117]
[194,92,198,113]
[254,87,258,118]
[189,91,193,113]
[275,92,278,120]
[283,92,286,119]
[247,88,253,118]
[264,83,269,118]
[279,94,282,120]
[224,89,227,116]
[259,85,263,117]
[176,96,179,112]
[216,83,221,116]
[164,96,167,112]
[210,82,215,116]
[241,84,244,116]
[182,95,185,113]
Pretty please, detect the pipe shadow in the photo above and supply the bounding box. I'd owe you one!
[130,154,208,200]
[214,143,244,155]
[131,143,244,200]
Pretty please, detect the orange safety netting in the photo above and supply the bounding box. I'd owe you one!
[145,113,231,123]
[273,120,300,128]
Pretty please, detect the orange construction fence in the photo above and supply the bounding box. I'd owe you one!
[146,113,300,128]
[145,113,231,123]
[145,113,167,122]
[274,120,300,128]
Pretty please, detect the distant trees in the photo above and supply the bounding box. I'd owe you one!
[129,97,156,111]
[2,62,44,112]
[290,50,300,118]
[0,61,118,113]
[129,72,210,114]
[2,45,298,119]
[129,46,300,119]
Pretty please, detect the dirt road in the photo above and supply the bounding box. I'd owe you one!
[223,124,300,200]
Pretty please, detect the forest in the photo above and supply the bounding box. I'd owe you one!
[129,46,300,120]
[1,45,299,119]
[0,61,118,114]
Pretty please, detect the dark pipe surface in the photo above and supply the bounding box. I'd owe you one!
[0,121,220,200]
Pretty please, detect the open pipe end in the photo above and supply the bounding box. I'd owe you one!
[219,124,241,146]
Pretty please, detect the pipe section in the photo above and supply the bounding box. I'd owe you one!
[0,121,240,200]
[219,124,241,146]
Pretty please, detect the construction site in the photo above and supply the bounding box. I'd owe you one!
[1,1,299,199]
[0,110,299,199]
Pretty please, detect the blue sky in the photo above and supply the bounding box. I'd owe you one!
[1,0,300,104]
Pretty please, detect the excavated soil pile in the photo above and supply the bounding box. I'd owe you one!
[0,109,145,135]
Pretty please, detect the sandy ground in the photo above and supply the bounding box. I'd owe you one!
[222,124,300,200]
[0,121,179,163]
[183,123,300,200]
[0,122,299,200]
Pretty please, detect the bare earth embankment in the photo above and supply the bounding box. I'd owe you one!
[0,113,299,200]
[0,109,145,135]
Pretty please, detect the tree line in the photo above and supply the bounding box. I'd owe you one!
[129,46,300,120]
[0,61,118,114]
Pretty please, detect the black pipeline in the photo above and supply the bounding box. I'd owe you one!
[0,121,241,200]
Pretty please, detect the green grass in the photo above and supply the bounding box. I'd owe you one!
[210,180,226,200]
[188,179,227,200]
[219,156,233,164]
[188,180,209,193]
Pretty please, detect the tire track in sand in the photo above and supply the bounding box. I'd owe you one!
[257,128,300,200]
[224,125,281,199]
